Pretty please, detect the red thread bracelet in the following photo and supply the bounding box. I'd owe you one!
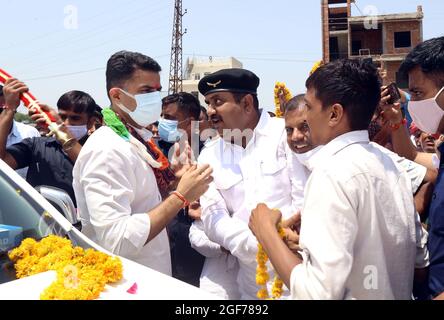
[171,191,190,208]
[389,118,407,131]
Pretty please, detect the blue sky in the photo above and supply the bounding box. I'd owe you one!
[1,0,443,112]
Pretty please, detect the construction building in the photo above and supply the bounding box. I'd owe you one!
[321,0,424,88]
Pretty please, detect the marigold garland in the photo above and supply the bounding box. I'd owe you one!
[8,235,123,300]
[256,221,286,300]
[274,82,292,118]
[310,60,324,75]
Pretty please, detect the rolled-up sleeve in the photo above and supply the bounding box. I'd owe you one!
[78,146,151,256]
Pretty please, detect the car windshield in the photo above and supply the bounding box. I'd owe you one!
[0,169,85,285]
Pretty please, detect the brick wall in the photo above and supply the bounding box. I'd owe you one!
[322,0,330,63]
[351,28,383,55]
[383,21,422,55]
[384,61,402,86]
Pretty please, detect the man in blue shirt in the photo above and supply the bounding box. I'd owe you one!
[0,79,99,206]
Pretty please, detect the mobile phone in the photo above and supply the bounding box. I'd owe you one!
[386,82,401,104]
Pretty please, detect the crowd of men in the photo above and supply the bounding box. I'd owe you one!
[0,35,444,300]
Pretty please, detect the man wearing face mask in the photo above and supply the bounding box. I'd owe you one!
[72,51,213,275]
[158,92,202,159]
[0,82,96,206]
[380,36,444,300]
[155,92,207,286]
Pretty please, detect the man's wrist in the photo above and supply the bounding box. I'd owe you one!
[2,104,16,112]
[170,190,190,208]
[389,118,407,131]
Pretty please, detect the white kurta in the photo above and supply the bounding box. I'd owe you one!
[73,126,171,275]
[290,130,424,300]
[189,220,240,300]
[198,111,309,299]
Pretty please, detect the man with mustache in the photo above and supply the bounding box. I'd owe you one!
[196,68,308,299]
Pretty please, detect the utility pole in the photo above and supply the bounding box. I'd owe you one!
[168,0,187,94]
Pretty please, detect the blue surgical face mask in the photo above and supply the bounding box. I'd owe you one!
[117,89,162,127]
[65,124,88,140]
[158,118,183,142]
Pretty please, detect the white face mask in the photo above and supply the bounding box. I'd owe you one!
[408,87,444,134]
[293,145,324,171]
[117,89,162,127]
[65,125,88,140]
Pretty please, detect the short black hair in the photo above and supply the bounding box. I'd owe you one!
[285,94,305,113]
[57,90,98,117]
[200,106,209,120]
[106,50,161,97]
[305,59,381,131]
[94,105,103,120]
[0,85,3,97]
[399,36,444,88]
[162,92,201,120]
[232,92,259,110]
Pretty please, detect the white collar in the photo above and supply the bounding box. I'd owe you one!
[309,130,370,170]
[222,109,271,151]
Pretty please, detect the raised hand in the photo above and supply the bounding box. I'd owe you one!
[3,78,28,110]
[29,103,61,126]
[170,140,196,179]
[176,164,213,204]
[380,86,403,125]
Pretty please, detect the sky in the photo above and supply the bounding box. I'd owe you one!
[1,0,443,113]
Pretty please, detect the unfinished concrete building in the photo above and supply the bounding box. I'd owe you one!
[321,0,424,88]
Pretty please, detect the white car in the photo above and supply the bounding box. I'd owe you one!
[0,159,218,300]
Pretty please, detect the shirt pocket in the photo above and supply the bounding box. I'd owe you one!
[259,157,289,201]
[215,169,243,215]
[260,156,286,176]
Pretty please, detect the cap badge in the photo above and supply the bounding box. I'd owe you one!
[207,80,222,88]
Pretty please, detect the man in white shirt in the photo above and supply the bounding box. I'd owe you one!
[73,51,213,275]
[249,59,428,299]
[196,68,308,299]
[0,85,40,178]
[189,220,241,299]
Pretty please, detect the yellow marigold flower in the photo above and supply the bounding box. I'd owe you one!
[10,236,123,300]
[271,277,284,299]
[257,287,269,300]
[255,214,288,300]
[310,60,324,75]
[273,82,292,118]
[256,272,269,286]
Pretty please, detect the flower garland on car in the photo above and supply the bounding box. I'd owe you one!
[8,235,123,300]
[256,221,286,300]
[274,82,292,118]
